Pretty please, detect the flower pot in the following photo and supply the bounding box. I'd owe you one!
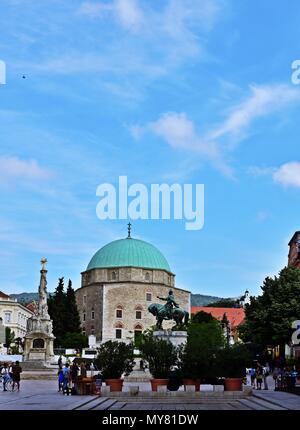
[224,378,243,391]
[182,378,201,392]
[150,379,168,391]
[105,379,123,392]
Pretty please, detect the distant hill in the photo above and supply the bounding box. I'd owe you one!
[10,292,44,305]
[11,292,226,307]
[191,294,225,306]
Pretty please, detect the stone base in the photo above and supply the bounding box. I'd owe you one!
[153,330,187,347]
[21,361,52,371]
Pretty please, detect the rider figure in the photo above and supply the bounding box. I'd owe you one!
[157,290,179,319]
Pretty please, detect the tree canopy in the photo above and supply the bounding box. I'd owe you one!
[48,277,83,348]
[239,266,300,355]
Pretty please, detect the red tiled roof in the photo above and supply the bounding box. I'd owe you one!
[191,307,245,328]
[26,302,35,312]
[0,291,10,299]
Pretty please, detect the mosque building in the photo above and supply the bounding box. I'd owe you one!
[75,226,190,344]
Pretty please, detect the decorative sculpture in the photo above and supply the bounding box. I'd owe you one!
[148,290,189,329]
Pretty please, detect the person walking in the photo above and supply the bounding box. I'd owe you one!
[11,361,22,392]
[256,365,263,390]
[62,363,71,395]
[57,367,64,392]
[1,363,11,392]
[250,367,256,388]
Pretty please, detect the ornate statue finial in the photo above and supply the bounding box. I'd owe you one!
[127,222,132,238]
[40,258,48,270]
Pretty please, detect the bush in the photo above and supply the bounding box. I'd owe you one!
[139,333,178,379]
[216,344,250,378]
[94,341,135,379]
[179,320,225,380]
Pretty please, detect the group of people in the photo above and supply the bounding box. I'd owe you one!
[57,357,97,395]
[248,363,270,390]
[0,361,22,392]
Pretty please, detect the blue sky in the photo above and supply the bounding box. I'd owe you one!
[1,0,300,297]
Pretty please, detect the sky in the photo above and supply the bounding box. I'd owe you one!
[1,0,300,298]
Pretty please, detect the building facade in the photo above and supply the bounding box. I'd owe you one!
[288,231,300,268]
[0,291,33,338]
[75,235,190,343]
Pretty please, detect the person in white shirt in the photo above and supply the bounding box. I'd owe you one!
[1,363,12,392]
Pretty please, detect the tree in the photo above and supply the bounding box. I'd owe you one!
[61,332,88,349]
[179,319,225,380]
[239,266,300,356]
[192,311,216,324]
[48,277,67,347]
[65,279,81,334]
[5,327,15,349]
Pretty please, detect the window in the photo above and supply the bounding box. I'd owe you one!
[83,313,86,322]
[91,325,95,335]
[115,329,122,339]
[111,271,117,280]
[116,309,122,318]
[82,327,86,335]
[145,272,150,281]
[4,312,11,323]
[91,311,95,320]
[83,295,87,304]
[146,293,152,302]
[136,310,142,319]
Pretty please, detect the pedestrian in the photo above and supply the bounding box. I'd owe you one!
[11,361,22,392]
[273,366,279,389]
[58,355,62,369]
[62,363,71,395]
[58,367,64,392]
[256,365,263,390]
[263,365,269,390]
[71,363,79,385]
[250,367,256,388]
[1,363,11,392]
[80,361,87,378]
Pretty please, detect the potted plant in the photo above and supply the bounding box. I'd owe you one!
[139,333,178,391]
[216,344,250,391]
[179,318,225,391]
[94,340,135,391]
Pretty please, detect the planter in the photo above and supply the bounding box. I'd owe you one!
[182,378,201,392]
[150,379,168,391]
[224,378,243,391]
[105,379,124,392]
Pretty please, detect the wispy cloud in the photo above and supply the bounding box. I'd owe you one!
[131,84,300,176]
[0,156,53,185]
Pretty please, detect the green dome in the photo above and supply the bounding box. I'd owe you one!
[87,238,171,272]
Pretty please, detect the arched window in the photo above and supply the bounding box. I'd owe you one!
[145,272,150,281]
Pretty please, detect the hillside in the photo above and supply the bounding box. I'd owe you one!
[11,292,224,307]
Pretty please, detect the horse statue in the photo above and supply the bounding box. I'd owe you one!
[148,302,189,329]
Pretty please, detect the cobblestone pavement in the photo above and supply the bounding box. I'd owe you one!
[0,379,299,410]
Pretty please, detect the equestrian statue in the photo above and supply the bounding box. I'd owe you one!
[148,289,189,329]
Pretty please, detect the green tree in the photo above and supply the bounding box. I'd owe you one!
[192,311,216,324]
[5,327,15,349]
[65,279,81,334]
[61,332,88,349]
[239,266,300,356]
[180,319,225,380]
[206,298,240,308]
[48,277,67,347]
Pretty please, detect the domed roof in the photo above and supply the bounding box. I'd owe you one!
[87,238,171,272]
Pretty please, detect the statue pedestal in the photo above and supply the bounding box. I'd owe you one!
[23,332,55,365]
[153,330,187,347]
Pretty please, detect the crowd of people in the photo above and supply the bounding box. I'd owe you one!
[57,356,101,395]
[0,361,22,392]
[247,360,299,391]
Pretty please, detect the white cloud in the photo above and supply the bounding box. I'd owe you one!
[210,84,300,143]
[273,162,300,188]
[0,156,53,185]
[131,84,300,177]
